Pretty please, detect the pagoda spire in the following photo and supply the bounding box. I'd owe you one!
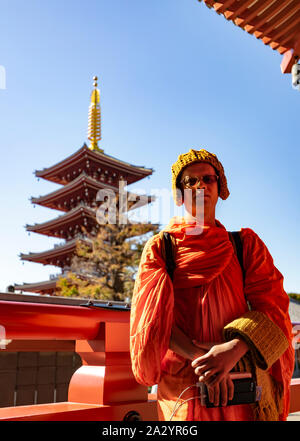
[87,76,103,152]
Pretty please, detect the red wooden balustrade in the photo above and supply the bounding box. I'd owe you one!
[0,298,157,421]
[0,297,298,421]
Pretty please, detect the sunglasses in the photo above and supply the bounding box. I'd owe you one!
[180,174,219,188]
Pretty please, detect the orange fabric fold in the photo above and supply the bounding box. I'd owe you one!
[169,218,234,287]
[241,228,294,420]
[130,217,294,421]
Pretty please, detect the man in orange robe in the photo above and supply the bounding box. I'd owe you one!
[130,149,294,421]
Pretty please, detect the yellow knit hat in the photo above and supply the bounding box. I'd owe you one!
[171,148,230,206]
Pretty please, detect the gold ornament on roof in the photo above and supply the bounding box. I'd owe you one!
[87,76,103,152]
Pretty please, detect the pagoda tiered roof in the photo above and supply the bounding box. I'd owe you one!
[19,238,90,267]
[16,77,155,296]
[31,172,153,213]
[201,1,300,58]
[35,144,153,186]
[14,278,59,294]
[26,205,98,239]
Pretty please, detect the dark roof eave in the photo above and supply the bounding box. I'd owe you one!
[35,144,153,180]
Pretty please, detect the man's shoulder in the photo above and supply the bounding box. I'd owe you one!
[145,232,163,246]
[227,227,258,244]
[239,227,258,239]
[145,229,171,244]
[239,227,267,251]
[142,232,163,255]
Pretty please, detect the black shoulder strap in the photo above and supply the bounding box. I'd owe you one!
[162,230,249,305]
[228,231,245,283]
[161,231,176,281]
[162,231,245,282]
[228,231,251,310]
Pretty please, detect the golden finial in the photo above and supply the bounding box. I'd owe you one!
[87,76,103,152]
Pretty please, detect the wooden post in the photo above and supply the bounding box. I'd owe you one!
[68,321,147,405]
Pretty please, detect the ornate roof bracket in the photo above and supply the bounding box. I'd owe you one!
[281,36,300,73]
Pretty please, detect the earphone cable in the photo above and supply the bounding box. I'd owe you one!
[169,383,200,421]
[170,395,203,421]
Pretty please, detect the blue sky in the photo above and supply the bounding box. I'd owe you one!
[0,0,299,293]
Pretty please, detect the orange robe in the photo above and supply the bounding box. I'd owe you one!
[130,218,294,421]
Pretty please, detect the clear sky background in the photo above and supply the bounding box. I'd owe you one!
[0,0,299,293]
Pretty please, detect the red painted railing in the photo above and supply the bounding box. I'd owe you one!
[0,295,299,421]
[0,297,157,421]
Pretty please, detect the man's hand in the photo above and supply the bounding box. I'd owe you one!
[191,339,249,406]
[204,374,235,407]
[169,325,207,360]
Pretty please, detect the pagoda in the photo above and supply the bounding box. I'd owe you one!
[15,77,153,295]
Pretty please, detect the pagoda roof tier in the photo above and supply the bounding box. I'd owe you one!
[26,205,98,239]
[14,278,58,295]
[31,172,154,213]
[19,238,90,267]
[35,144,153,186]
[26,200,154,239]
[202,1,300,57]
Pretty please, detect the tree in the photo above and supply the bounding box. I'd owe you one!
[56,222,159,301]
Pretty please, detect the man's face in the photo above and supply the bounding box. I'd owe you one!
[179,162,219,219]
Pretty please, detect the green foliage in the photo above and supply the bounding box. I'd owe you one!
[56,277,79,297]
[288,293,300,303]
